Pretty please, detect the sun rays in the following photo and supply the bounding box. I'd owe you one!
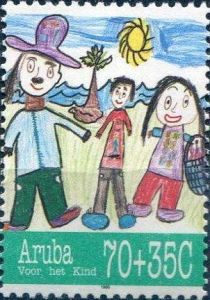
[118,18,153,67]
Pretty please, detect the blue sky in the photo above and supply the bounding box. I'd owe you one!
[6,14,207,68]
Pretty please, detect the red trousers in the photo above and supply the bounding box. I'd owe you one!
[133,171,183,209]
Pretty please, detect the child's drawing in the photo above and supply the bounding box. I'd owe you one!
[4,11,207,232]
[184,134,206,195]
[4,15,91,231]
[3,4,208,297]
[128,76,205,222]
[118,18,153,66]
[69,45,112,123]
[82,77,136,230]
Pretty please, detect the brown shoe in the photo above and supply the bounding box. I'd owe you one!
[50,206,81,228]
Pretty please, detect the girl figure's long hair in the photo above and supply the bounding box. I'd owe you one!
[5,54,23,103]
[141,76,205,144]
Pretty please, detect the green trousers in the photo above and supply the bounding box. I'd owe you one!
[10,168,67,227]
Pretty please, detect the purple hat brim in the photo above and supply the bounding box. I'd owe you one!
[6,35,81,69]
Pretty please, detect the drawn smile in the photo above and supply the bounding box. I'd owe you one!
[116,100,123,105]
[164,114,182,123]
[31,83,43,91]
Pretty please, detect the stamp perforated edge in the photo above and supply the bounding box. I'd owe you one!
[0,1,209,299]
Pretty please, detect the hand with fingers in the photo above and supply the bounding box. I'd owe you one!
[4,147,13,157]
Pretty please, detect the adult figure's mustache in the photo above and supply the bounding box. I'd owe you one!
[31,77,44,84]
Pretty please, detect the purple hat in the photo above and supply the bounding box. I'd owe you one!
[6,15,81,68]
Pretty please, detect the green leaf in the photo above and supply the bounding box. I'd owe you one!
[96,55,113,70]
[90,45,95,53]
[92,44,99,56]
[80,56,95,67]
[96,51,108,65]
[95,53,102,65]
[96,45,104,60]
[100,45,104,53]
[86,51,95,61]
[80,44,112,69]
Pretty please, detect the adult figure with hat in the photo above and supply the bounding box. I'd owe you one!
[4,15,91,230]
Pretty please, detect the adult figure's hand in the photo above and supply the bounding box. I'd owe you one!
[82,130,91,142]
[4,147,13,157]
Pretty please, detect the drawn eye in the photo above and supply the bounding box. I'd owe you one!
[183,95,189,108]
[27,59,35,73]
[47,66,54,78]
[115,89,119,95]
[164,96,172,110]
[122,92,126,97]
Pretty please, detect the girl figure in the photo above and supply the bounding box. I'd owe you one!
[128,76,204,222]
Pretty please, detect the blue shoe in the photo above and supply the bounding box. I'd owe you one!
[119,214,136,229]
[82,213,110,230]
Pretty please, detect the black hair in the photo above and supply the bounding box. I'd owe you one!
[141,76,205,144]
[5,54,23,103]
[110,76,136,101]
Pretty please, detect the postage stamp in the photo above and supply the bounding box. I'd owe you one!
[1,1,209,298]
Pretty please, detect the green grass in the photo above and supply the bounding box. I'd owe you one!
[4,103,205,231]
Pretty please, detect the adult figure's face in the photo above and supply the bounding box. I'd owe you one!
[19,52,61,97]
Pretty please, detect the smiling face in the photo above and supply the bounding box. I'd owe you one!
[19,52,61,96]
[156,82,198,127]
[111,83,132,108]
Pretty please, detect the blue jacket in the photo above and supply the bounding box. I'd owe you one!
[5,107,89,176]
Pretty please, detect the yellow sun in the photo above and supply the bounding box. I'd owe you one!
[118,18,153,67]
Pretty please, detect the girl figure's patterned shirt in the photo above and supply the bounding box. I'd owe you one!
[149,125,191,180]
